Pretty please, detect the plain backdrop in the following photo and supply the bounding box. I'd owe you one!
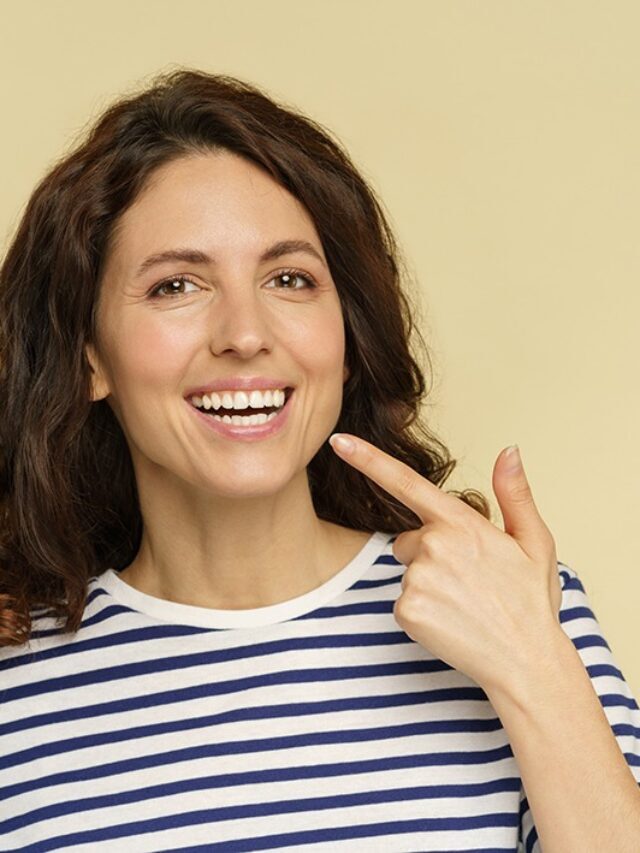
[2,1,638,695]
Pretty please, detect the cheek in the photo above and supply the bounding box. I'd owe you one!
[287,307,346,374]
[110,315,196,384]
[287,311,346,423]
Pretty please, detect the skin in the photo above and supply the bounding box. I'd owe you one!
[85,150,370,609]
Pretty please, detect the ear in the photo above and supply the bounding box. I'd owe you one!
[84,342,111,402]
[343,362,350,383]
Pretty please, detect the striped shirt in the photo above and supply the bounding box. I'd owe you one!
[1,529,639,851]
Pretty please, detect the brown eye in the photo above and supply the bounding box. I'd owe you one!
[269,270,316,290]
[150,276,201,298]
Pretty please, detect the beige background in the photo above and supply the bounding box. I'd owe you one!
[2,1,638,694]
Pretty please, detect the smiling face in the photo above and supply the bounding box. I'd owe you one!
[86,150,348,499]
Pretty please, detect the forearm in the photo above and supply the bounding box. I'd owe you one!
[485,627,640,852]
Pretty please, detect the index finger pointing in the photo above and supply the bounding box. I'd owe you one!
[328,432,464,524]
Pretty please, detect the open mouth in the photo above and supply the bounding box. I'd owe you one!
[190,387,294,423]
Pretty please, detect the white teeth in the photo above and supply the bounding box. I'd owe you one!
[190,388,287,411]
[213,412,277,425]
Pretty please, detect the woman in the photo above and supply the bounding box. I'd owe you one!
[1,69,639,850]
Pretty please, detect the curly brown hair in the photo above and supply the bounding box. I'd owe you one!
[0,68,491,648]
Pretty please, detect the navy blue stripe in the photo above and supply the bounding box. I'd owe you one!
[598,693,639,710]
[0,633,451,704]
[8,812,520,852]
[2,742,517,805]
[2,775,522,835]
[369,552,400,563]
[351,573,404,589]
[2,616,219,669]
[3,704,504,770]
[561,575,586,593]
[612,722,640,738]
[159,845,516,853]
[524,823,539,852]
[300,599,396,618]
[570,633,612,652]
[3,599,404,673]
[560,604,598,623]
[2,675,488,739]
[585,662,624,679]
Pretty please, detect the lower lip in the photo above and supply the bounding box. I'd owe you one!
[185,390,294,442]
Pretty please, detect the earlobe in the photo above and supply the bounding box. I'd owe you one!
[84,343,110,402]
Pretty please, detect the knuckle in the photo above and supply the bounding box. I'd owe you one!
[419,530,443,557]
[469,525,486,555]
[397,468,418,500]
[394,591,421,624]
[392,530,414,566]
[402,565,416,593]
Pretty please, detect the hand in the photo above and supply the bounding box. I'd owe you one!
[328,433,564,696]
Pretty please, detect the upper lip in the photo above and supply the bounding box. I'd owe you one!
[184,376,295,399]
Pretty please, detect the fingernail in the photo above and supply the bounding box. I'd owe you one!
[504,444,521,471]
[330,434,355,455]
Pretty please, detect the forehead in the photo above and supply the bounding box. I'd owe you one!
[108,151,320,269]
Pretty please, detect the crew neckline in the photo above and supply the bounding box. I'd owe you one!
[95,530,392,629]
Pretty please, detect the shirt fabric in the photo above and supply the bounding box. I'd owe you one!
[1,529,639,852]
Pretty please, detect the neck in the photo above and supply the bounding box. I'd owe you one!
[119,459,368,610]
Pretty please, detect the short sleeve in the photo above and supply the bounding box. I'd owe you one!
[518,561,640,852]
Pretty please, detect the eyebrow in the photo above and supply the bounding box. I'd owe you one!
[135,239,326,278]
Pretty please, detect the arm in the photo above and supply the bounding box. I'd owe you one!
[486,621,640,852]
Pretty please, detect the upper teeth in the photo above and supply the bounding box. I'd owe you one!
[190,388,287,411]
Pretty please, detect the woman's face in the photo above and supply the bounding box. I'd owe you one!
[86,150,348,499]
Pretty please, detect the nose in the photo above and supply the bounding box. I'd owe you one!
[207,287,275,360]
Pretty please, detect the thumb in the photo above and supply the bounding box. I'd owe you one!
[492,445,548,556]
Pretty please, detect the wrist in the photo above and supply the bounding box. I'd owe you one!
[484,624,577,718]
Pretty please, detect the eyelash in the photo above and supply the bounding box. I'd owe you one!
[148,267,317,299]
